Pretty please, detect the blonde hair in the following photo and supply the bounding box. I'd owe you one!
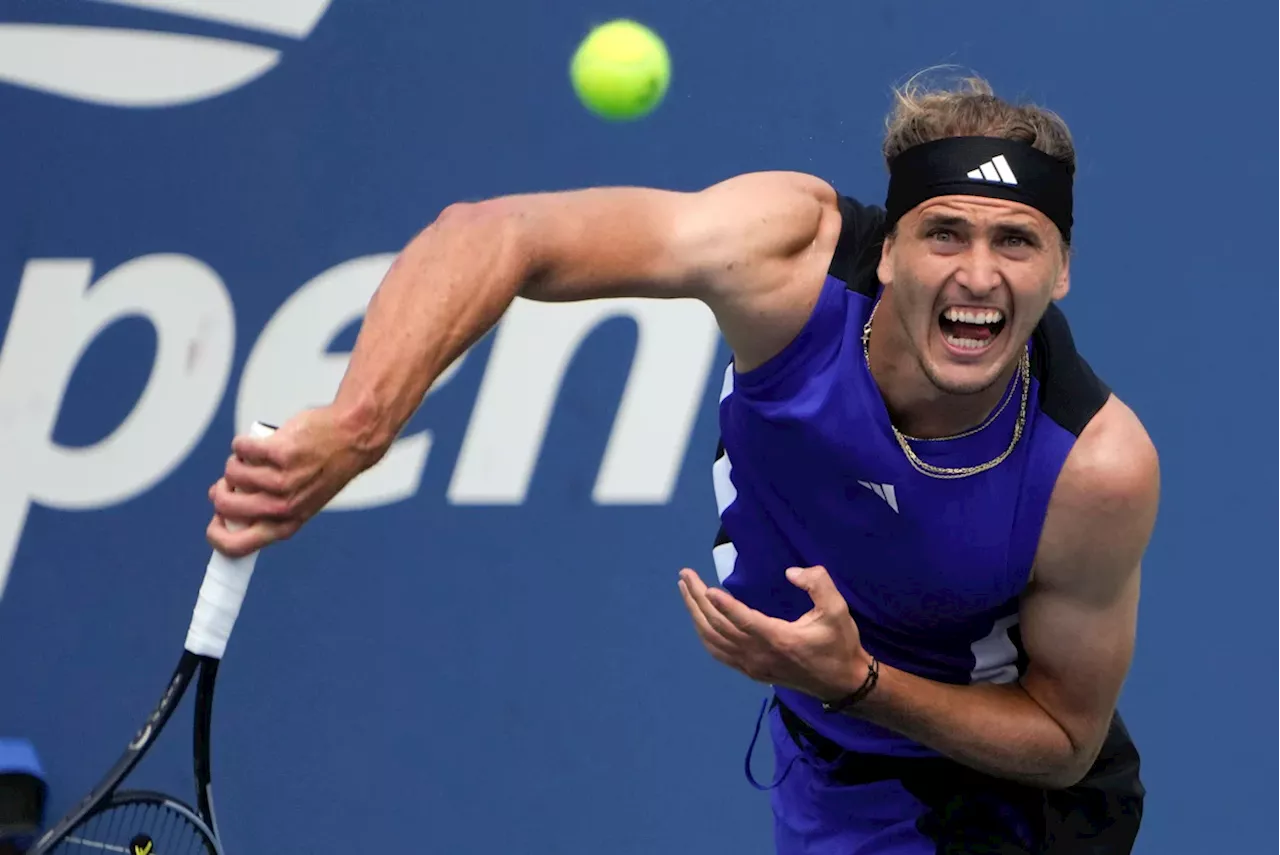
[882,68,1076,171]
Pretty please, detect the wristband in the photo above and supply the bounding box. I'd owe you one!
[820,657,879,714]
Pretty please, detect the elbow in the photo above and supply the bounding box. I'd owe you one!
[435,197,504,225]
[430,198,525,246]
[1040,761,1089,791]
[1038,741,1103,790]
[417,197,539,281]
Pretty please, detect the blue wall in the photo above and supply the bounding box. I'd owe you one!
[0,1,1273,853]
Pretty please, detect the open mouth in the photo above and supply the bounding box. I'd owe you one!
[938,307,1007,352]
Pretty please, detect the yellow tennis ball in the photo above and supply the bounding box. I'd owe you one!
[570,19,670,121]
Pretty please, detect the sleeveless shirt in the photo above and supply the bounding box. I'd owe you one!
[712,194,1112,757]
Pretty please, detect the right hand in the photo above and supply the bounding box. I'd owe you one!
[206,406,381,557]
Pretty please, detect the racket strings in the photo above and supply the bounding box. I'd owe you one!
[51,798,215,855]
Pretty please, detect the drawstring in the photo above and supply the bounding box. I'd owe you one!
[743,696,850,791]
[745,697,797,790]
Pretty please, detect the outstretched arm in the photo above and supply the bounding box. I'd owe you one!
[333,172,841,454]
[208,171,842,556]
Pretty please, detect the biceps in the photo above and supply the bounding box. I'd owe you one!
[516,172,842,371]
[696,173,843,370]
[1018,564,1141,742]
[520,171,834,302]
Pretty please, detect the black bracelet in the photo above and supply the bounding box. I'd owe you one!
[820,657,879,714]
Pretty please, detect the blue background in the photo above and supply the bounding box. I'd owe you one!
[0,1,1274,853]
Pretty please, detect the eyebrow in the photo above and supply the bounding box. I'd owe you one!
[919,214,969,229]
[919,213,1043,241]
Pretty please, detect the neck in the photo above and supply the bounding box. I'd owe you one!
[866,291,1021,439]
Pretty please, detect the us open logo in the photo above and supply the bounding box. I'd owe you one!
[0,0,333,107]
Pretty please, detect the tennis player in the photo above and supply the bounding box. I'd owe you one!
[208,73,1158,853]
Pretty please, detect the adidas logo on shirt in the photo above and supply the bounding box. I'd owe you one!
[857,481,899,513]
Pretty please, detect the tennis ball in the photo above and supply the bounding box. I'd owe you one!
[570,19,670,121]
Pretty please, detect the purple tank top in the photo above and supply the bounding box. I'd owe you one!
[712,195,1110,756]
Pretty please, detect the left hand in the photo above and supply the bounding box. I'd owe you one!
[678,565,871,702]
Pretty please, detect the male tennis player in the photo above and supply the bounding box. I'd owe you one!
[207,73,1158,853]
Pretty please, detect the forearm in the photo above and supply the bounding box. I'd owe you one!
[846,662,1087,788]
[333,202,530,451]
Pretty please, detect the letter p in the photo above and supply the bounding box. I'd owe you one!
[0,256,235,600]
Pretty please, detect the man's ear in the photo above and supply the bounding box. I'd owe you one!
[1052,244,1070,300]
[877,233,895,286]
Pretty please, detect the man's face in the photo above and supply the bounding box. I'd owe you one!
[877,195,1069,396]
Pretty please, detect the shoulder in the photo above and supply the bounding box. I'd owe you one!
[696,176,881,373]
[696,175,885,279]
[1058,396,1160,514]
[1034,394,1161,592]
[1027,301,1160,589]
[1029,301,1159,524]
[705,174,883,259]
[682,171,845,272]
[696,170,839,220]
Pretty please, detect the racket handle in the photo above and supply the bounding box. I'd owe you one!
[185,421,277,660]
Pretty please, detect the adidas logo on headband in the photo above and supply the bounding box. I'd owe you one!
[966,155,1018,185]
[886,137,1072,241]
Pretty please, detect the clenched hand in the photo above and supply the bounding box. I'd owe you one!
[206,406,382,557]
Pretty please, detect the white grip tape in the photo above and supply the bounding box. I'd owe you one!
[184,421,276,659]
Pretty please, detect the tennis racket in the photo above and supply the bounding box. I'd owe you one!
[30,421,278,855]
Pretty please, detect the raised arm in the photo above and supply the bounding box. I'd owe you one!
[208,171,842,556]
[333,171,841,453]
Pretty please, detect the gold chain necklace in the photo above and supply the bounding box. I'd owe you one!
[899,360,1018,443]
[861,301,1030,480]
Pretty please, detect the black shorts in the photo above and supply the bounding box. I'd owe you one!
[768,698,1144,854]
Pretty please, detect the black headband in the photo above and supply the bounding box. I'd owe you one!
[884,136,1074,243]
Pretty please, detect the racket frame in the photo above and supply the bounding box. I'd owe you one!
[30,649,223,854]
[62,789,222,855]
[31,421,274,855]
